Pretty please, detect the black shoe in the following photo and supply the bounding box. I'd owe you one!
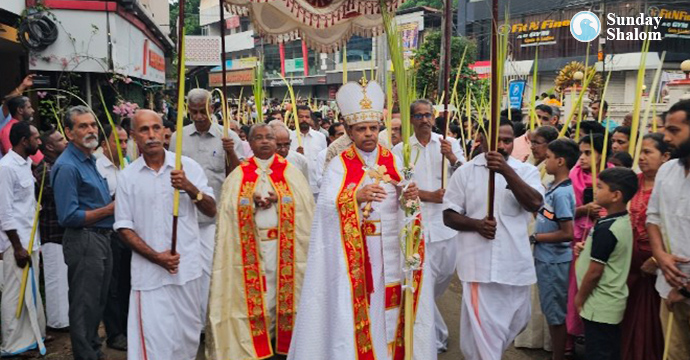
[107,334,128,351]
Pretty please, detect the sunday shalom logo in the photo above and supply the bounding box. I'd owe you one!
[570,11,663,42]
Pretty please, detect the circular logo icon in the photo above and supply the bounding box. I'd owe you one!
[570,11,601,42]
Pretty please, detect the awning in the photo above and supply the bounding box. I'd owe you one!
[504,60,533,77]
[595,52,661,72]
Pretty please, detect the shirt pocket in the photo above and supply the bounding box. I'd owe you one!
[500,189,523,217]
[17,176,34,197]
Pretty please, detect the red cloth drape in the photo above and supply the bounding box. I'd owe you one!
[279,43,286,77]
[302,40,309,76]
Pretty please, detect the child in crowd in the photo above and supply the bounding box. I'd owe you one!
[575,167,638,360]
[531,138,579,360]
[610,151,633,168]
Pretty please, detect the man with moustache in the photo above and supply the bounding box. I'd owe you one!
[170,88,245,324]
[35,128,69,332]
[288,80,435,360]
[290,105,327,200]
[206,124,314,360]
[443,119,544,360]
[52,106,115,360]
[647,100,690,358]
[0,122,46,356]
[115,110,215,360]
[0,96,43,164]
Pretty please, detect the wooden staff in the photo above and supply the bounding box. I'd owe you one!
[441,0,452,189]
[219,0,229,137]
[172,0,187,255]
[487,0,499,220]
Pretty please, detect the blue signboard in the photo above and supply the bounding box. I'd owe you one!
[508,80,526,109]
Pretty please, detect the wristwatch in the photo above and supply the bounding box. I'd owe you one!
[529,234,538,245]
[193,191,204,204]
[679,287,690,299]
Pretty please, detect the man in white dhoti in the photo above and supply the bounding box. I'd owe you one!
[0,122,46,356]
[288,80,436,360]
[114,110,216,360]
[393,99,465,353]
[443,118,544,360]
[169,88,245,324]
[35,128,69,331]
[206,124,314,360]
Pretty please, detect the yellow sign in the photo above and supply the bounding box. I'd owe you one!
[0,23,19,43]
[512,19,571,33]
[237,57,258,69]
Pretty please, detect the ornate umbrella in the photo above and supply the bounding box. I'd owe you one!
[222,0,402,52]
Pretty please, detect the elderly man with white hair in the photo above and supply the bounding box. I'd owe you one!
[169,88,245,324]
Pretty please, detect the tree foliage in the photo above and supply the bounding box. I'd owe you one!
[169,0,202,43]
[398,0,457,10]
[411,30,478,100]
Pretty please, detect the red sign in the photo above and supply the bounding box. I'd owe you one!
[149,50,165,72]
[469,61,491,79]
[209,69,254,87]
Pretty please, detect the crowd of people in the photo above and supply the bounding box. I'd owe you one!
[0,72,689,360]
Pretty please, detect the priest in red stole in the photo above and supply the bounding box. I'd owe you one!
[287,80,436,360]
[206,124,314,360]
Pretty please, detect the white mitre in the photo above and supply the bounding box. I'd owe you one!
[335,79,384,126]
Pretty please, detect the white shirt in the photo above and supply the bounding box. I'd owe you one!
[0,150,40,252]
[444,153,543,286]
[290,128,327,194]
[315,147,327,189]
[285,150,310,183]
[113,151,214,291]
[393,133,465,243]
[647,160,690,300]
[170,122,244,224]
[96,156,120,197]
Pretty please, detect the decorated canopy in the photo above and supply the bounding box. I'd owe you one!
[223,0,401,52]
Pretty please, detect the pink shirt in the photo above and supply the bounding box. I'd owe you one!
[0,119,44,165]
[511,133,531,162]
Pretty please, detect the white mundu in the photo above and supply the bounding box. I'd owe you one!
[0,150,46,356]
[288,80,435,360]
[114,151,213,360]
[445,153,544,360]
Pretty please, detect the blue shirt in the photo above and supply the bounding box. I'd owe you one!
[534,179,575,263]
[51,143,114,229]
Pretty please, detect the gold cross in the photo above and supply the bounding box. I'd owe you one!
[362,165,391,219]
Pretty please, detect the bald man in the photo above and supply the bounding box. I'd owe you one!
[271,123,310,182]
[114,110,216,360]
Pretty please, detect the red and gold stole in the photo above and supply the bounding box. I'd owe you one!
[237,155,297,357]
[336,144,404,360]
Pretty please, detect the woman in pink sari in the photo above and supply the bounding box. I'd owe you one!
[621,133,669,360]
[567,134,612,354]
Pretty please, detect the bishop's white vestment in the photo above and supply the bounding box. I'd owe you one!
[288,144,436,360]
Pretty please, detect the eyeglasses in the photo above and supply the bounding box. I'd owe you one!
[412,113,433,120]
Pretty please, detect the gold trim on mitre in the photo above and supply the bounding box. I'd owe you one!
[343,110,381,126]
